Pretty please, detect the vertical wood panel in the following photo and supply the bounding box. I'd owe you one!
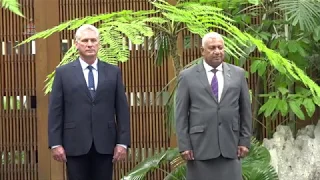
[1,0,37,179]
[34,0,62,180]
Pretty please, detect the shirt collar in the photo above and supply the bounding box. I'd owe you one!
[203,60,223,72]
[79,57,98,71]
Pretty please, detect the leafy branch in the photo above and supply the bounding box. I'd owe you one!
[1,0,24,17]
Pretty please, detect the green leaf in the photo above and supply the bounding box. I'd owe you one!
[264,98,280,117]
[258,92,278,98]
[278,41,287,55]
[1,0,24,17]
[258,102,268,115]
[289,101,305,120]
[250,60,261,73]
[257,61,267,76]
[296,86,312,97]
[250,59,267,76]
[313,97,320,106]
[248,0,260,5]
[275,0,320,32]
[313,26,320,41]
[277,99,288,116]
[270,38,279,50]
[303,98,316,117]
[287,41,298,53]
[275,74,294,87]
[123,148,180,179]
[242,138,279,180]
[259,32,271,41]
[297,45,308,57]
[278,87,289,95]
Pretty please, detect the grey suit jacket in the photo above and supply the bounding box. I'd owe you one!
[175,60,252,160]
[48,59,130,156]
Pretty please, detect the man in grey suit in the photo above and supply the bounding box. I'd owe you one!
[48,24,130,180]
[175,32,252,180]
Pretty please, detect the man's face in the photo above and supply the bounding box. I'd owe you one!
[75,30,99,59]
[201,37,225,68]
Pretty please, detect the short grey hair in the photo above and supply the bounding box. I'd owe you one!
[75,24,100,41]
[202,32,224,46]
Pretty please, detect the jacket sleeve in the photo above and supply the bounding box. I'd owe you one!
[238,69,252,148]
[48,67,64,148]
[115,67,131,147]
[175,71,192,152]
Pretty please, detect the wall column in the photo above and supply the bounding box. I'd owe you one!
[34,0,64,179]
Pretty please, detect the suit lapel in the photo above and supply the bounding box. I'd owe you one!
[72,59,92,100]
[220,62,231,102]
[94,60,105,98]
[196,61,218,103]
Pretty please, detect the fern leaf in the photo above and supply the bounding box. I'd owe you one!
[1,0,24,17]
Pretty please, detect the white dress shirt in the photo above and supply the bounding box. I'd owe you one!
[203,60,224,102]
[79,58,98,90]
[52,58,126,149]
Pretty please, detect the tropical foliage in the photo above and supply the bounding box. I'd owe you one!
[19,0,320,100]
[0,0,24,17]
[20,10,165,93]
[216,0,320,137]
[123,138,279,180]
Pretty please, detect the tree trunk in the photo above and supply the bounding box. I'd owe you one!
[170,37,182,76]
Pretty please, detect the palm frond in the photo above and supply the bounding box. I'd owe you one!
[17,10,164,94]
[151,0,249,59]
[275,0,320,32]
[149,30,171,66]
[124,138,279,180]
[246,33,320,98]
[123,148,180,180]
[243,165,279,180]
[43,46,78,94]
[18,0,320,103]
[1,0,24,17]
[242,138,279,180]
[153,0,320,101]
[188,0,260,6]
[164,165,186,180]
[242,138,271,169]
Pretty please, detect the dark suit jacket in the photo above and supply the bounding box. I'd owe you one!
[175,60,252,160]
[48,59,130,156]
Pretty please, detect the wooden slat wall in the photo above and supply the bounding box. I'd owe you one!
[0,0,37,180]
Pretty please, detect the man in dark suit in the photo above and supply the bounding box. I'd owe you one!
[175,32,252,180]
[48,24,130,180]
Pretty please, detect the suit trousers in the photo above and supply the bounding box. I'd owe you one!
[66,143,113,180]
[186,156,242,180]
